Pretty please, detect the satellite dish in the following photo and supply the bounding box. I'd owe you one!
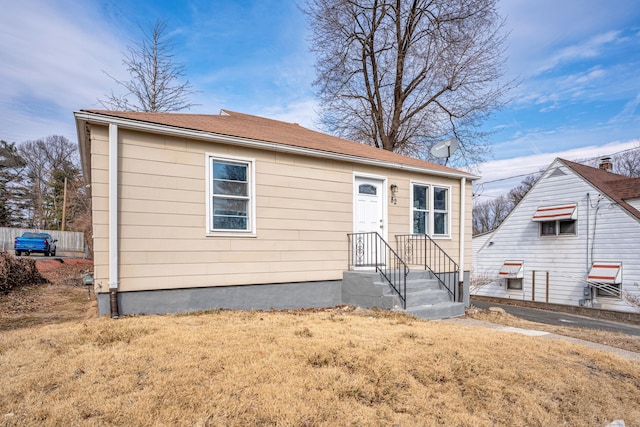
[430,139,459,165]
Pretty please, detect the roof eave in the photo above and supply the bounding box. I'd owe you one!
[73,110,479,181]
[559,158,640,222]
[74,113,92,187]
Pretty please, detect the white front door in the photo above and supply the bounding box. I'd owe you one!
[353,176,385,267]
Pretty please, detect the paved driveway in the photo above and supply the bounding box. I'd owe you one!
[471,299,640,337]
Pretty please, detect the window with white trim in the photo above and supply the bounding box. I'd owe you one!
[588,262,622,298]
[499,260,524,290]
[540,220,576,236]
[433,187,448,235]
[411,183,450,236]
[532,204,577,237]
[206,154,255,234]
[507,278,523,290]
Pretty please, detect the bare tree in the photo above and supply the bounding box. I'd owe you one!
[622,283,640,313]
[17,136,81,230]
[100,19,197,112]
[472,195,511,235]
[608,145,640,177]
[472,172,540,235]
[614,152,640,177]
[305,0,512,166]
[506,172,540,207]
[581,144,640,177]
[470,268,496,294]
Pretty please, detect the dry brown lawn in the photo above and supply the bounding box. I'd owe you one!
[1,261,640,426]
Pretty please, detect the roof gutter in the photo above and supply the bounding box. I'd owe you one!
[73,111,480,181]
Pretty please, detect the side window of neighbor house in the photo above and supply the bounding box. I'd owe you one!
[507,278,523,290]
[412,183,450,237]
[207,154,255,234]
[540,220,576,236]
[534,204,577,237]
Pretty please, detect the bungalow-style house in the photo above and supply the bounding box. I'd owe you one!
[74,110,477,318]
[472,157,640,313]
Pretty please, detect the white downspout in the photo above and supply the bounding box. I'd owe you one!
[459,177,466,303]
[109,123,119,318]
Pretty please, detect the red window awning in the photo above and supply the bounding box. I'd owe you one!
[532,204,577,221]
[588,262,622,284]
[498,260,524,279]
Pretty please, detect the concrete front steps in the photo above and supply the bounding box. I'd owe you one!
[342,269,465,320]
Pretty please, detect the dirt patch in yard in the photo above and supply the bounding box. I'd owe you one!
[0,256,95,331]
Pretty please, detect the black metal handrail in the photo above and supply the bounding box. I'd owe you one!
[347,232,409,309]
[395,234,459,301]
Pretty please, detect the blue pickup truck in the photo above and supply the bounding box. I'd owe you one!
[14,232,57,257]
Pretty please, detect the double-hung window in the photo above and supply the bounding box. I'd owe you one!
[206,154,255,235]
[411,183,450,237]
[433,187,449,236]
[413,185,429,234]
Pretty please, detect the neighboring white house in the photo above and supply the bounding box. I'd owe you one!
[472,157,640,313]
[470,230,493,294]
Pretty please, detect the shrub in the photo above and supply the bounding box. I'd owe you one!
[0,251,48,293]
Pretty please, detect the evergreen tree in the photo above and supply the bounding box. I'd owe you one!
[0,140,26,227]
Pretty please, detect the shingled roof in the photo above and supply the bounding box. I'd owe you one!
[77,109,476,179]
[561,158,640,221]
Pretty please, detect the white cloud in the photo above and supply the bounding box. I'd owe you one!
[0,0,127,142]
[259,99,321,131]
[499,0,636,77]
[573,67,605,84]
[534,31,620,75]
[473,139,640,199]
[609,92,640,123]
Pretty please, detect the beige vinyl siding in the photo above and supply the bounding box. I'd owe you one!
[89,126,109,291]
[90,125,470,294]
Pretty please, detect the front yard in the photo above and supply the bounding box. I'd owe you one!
[0,256,639,426]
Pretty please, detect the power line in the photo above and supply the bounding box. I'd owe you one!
[474,144,640,186]
[477,172,536,185]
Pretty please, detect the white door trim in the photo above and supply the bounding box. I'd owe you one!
[352,172,388,243]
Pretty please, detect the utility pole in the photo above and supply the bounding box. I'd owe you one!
[61,177,67,231]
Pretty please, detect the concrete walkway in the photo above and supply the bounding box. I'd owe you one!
[472,300,640,336]
[442,317,640,361]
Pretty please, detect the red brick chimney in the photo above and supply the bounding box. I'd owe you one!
[599,157,613,172]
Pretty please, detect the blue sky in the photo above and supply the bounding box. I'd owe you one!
[1,0,639,198]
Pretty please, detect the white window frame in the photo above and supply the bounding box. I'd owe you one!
[410,181,451,238]
[589,261,623,299]
[506,278,523,290]
[539,219,576,237]
[205,153,256,237]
